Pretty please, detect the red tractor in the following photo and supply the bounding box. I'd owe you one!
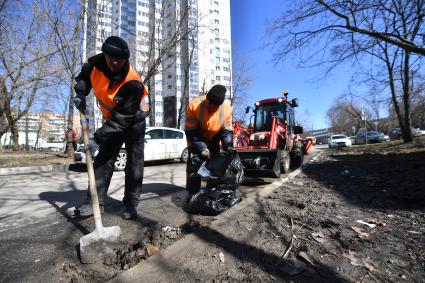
[232,91,312,178]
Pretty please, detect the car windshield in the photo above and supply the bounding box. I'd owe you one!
[254,102,287,132]
[332,135,346,140]
[368,131,380,136]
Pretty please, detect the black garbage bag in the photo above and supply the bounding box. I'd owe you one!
[200,150,243,184]
[189,188,241,216]
[190,150,244,215]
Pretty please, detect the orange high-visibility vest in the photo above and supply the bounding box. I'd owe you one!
[185,95,233,142]
[90,65,148,119]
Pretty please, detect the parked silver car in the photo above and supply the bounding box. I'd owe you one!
[355,131,390,144]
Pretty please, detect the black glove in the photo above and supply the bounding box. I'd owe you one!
[83,138,98,157]
[74,92,86,112]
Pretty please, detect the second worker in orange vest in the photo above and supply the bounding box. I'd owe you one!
[74,36,148,220]
[184,85,233,207]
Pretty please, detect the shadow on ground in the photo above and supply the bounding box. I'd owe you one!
[302,150,425,211]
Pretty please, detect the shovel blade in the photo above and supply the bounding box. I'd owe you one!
[80,226,122,264]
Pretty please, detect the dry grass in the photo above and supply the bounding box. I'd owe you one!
[0,151,73,168]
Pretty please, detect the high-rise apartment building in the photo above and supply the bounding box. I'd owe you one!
[86,0,232,128]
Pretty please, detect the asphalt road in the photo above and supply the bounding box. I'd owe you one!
[0,146,321,282]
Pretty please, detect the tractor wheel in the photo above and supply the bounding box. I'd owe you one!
[279,149,290,173]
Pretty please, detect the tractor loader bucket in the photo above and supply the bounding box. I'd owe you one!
[236,149,280,178]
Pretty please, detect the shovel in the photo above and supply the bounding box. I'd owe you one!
[78,111,122,264]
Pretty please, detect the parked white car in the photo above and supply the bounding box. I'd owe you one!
[74,127,188,170]
[328,134,352,148]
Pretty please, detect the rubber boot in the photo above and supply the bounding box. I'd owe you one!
[122,206,138,220]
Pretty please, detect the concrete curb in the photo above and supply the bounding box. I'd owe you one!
[110,151,322,282]
[0,164,70,176]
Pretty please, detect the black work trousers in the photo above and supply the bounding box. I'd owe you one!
[88,119,146,208]
[186,141,221,194]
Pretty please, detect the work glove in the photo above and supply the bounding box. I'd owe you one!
[200,148,211,160]
[83,138,98,157]
[74,92,86,113]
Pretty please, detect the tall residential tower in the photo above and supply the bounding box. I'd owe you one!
[86,0,232,128]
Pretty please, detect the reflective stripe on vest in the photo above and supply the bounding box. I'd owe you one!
[90,65,146,119]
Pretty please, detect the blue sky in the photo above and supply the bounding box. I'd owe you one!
[230,0,353,130]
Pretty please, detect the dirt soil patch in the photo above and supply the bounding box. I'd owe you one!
[167,139,424,282]
[104,139,424,282]
[0,151,73,168]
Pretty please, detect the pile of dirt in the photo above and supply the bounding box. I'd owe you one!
[0,151,73,168]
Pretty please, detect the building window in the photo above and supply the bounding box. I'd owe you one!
[216,76,221,80]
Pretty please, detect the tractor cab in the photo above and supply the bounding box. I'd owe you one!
[246,91,298,134]
[253,98,290,133]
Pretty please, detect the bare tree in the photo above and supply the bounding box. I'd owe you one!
[37,0,85,157]
[177,13,197,129]
[410,79,425,128]
[229,55,254,123]
[269,1,425,142]
[0,1,61,150]
[327,93,375,135]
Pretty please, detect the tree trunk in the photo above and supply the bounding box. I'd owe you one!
[401,51,413,142]
[146,79,155,127]
[65,74,76,157]
[4,102,19,150]
[25,111,30,151]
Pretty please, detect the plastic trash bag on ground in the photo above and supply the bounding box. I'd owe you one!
[189,188,241,216]
[191,150,244,215]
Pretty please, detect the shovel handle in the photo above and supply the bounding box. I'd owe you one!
[80,111,104,229]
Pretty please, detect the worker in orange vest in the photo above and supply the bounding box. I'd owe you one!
[73,36,149,219]
[184,84,233,207]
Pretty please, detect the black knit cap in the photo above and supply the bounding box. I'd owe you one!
[101,36,130,59]
[206,84,227,105]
